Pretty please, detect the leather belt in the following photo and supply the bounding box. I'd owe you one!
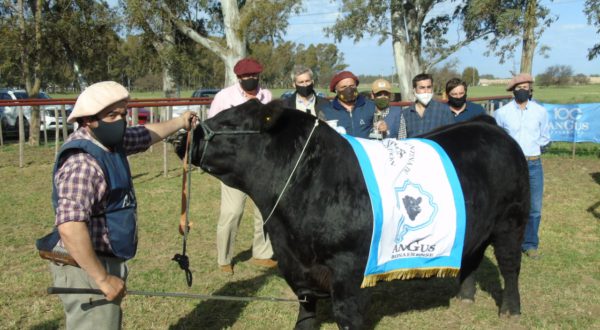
[525,155,540,161]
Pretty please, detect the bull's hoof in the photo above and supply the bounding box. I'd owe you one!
[499,311,521,320]
[457,298,474,304]
[294,315,317,330]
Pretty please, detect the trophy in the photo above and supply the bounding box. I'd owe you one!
[369,112,384,139]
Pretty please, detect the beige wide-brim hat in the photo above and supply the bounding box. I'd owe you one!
[67,81,130,123]
[506,73,534,91]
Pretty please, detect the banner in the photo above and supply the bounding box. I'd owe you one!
[541,103,600,143]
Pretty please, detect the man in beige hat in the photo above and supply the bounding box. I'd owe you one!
[494,73,550,259]
[36,81,196,329]
[370,78,406,139]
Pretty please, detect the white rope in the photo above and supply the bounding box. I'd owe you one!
[263,119,319,226]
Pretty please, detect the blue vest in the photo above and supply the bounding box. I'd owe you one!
[36,139,138,260]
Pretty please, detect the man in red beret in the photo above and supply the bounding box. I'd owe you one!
[322,70,387,138]
[207,58,276,274]
[494,73,550,260]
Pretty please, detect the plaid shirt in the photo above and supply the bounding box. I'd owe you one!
[403,100,454,138]
[54,126,151,254]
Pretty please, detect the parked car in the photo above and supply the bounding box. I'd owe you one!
[172,88,219,118]
[37,92,74,132]
[0,88,31,138]
[191,88,220,98]
[127,107,156,126]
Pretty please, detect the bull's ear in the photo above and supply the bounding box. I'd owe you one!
[261,100,285,131]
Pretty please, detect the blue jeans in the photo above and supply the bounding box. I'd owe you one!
[523,159,544,251]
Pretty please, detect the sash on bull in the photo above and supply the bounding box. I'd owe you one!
[174,99,529,329]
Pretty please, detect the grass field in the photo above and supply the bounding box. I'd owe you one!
[50,83,600,104]
[0,141,599,329]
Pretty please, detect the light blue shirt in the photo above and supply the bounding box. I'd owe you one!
[494,100,550,156]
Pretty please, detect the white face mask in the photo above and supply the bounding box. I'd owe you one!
[415,92,433,106]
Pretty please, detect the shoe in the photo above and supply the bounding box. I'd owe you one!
[249,258,278,268]
[219,264,234,274]
[523,249,540,259]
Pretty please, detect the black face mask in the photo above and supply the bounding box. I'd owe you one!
[296,84,314,97]
[447,95,467,108]
[513,89,531,103]
[240,78,259,92]
[91,119,126,149]
[338,86,358,103]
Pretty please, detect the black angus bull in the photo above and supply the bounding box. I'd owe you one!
[175,99,529,329]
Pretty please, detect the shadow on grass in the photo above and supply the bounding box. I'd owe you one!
[169,254,503,329]
[168,270,279,330]
[362,255,502,328]
[30,318,61,330]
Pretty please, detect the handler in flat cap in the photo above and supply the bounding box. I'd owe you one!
[322,70,387,138]
[494,73,550,260]
[208,58,277,274]
[36,81,196,329]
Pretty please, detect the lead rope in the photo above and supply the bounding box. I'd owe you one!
[263,119,319,226]
[172,118,197,287]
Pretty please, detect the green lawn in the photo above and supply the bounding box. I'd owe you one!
[0,143,599,329]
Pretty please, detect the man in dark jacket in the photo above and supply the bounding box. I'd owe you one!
[282,65,330,119]
[322,70,387,138]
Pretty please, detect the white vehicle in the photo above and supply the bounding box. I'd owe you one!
[37,92,74,132]
[171,88,218,119]
[0,89,31,138]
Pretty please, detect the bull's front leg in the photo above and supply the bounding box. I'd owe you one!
[327,254,371,330]
[295,296,317,330]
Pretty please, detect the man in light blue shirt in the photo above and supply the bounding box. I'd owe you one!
[494,73,550,259]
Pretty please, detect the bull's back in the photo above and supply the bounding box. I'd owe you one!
[422,120,529,250]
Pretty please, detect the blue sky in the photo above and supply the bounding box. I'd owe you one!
[285,0,599,78]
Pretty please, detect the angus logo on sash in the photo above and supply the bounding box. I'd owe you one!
[340,136,466,288]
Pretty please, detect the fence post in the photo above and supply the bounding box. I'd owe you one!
[18,106,25,168]
[61,104,68,140]
[41,107,48,146]
[149,107,154,152]
[0,117,4,147]
[54,107,60,156]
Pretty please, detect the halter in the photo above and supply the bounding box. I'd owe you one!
[197,120,262,168]
[196,118,320,226]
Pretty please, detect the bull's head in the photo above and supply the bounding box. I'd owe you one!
[174,99,321,193]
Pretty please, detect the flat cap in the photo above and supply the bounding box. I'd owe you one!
[371,79,392,94]
[506,73,534,91]
[68,81,129,123]
[329,71,359,92]
[233,58,263,76]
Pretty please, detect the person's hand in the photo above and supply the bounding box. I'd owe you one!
[180,111,198,131]
[96,274,126,301]
[376,120,388,133]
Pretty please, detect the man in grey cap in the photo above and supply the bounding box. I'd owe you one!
[494,73,550,259]
[36,81,196,329]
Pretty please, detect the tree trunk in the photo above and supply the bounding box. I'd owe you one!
[520,0,538,74]
[390,1,425,101]
[165,0,247,88]
[220,0,247,86]
[18,0,42,146]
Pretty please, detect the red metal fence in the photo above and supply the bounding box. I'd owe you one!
[1,95,512,168]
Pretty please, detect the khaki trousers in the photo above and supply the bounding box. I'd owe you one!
[217,183,273,266]
[50,256,128,330]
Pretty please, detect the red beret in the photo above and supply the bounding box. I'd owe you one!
[329,71,359,92]
[233,58,263,76]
